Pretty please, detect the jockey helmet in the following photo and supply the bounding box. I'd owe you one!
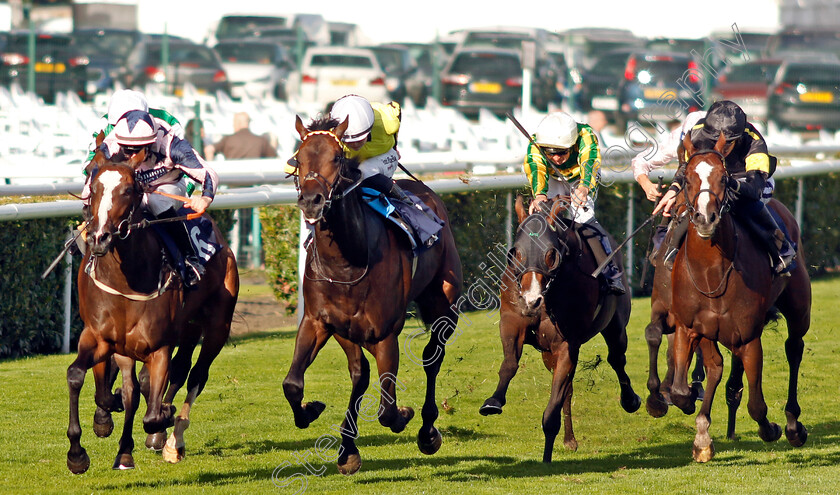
[113,110,158,146]
[107,90,149,126]
[535,112,578,150]
[330,95,375,143]
[696,100,746,143]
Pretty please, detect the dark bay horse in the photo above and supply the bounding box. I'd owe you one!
[283,116,463,475]
[66,146,239,473]
[668,133,811,462]
[479,196,640,462]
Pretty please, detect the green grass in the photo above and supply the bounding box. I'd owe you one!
[2,278,840,494]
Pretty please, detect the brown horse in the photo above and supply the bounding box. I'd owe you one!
[479,196,640,462]
[283,116,463,474]
[66,147,239,473]
[668,132,811,462]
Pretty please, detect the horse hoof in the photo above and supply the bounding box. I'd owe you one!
[645,394,669,418]
[760,422,783,442]
[67,448,90,475]
[146,431,167,451]
[399,406,415,422]
[296,401,326,428]
[162,443,185,464]
[622,393,642,413]
[418,427,442,455]
[112,453,135,470]
[93,408,114,438]
[786,421,808,447]
[564,438,578,452]
[692,443,715,463]
[337,453,362,475]
[479,398,503,416]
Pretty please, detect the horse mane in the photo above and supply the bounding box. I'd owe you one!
[308,116,340,132]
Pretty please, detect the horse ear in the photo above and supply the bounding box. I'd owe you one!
[714,131,727,153]
[128,149,146,169]
[682,131,694,157]
[547,200,565,229]
[295,115,308,140]
[95,130,105,147]
[515,195,528,223]
[334,117,349,141]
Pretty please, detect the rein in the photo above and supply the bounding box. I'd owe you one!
[683,149,731,231]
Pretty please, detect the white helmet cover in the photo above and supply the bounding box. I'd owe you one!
[113,110,158,146]
[330,95,375,143]
[535,112,579,149]
[107,89,149,126]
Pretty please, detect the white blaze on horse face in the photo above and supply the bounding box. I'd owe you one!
[521,272,543,308]
[695,161,714,222]
[94,170,123,238]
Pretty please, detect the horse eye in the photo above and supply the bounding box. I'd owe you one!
[545,248,560,271]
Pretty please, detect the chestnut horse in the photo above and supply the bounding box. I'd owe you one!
[66,147,239,473]
[283,116,462,474]
[479,197,640,462]
[668,133,811,462]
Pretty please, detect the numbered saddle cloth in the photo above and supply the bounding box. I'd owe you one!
[360,187,444,254]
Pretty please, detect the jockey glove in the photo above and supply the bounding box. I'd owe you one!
[727,170,766,202]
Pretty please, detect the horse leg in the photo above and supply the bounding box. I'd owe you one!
[669,324,699,415]
[601,317,641,414]
[542,343,576,463]
[480,313,525,416]
[691,346,706,401]
[282,317,330,429]
[163,319,230,464]
[66,329,101,474]
[136,364,165,450]
[368,334,413,435]
[692,339,723,463]
[739,338,782,443]
[644,317,669,417]
[141,347,173,435]
[776,271,811,448]
[112,355,140,470]
[725,354,744,440]
[332,337,370,475]
[92,356,123,438]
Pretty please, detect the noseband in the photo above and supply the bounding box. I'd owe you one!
[511,232,570,297]
[683,149,731,228]
[293,130,362,222]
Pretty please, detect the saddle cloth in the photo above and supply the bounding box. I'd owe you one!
[151,208,222,275]
[360,187,444,254]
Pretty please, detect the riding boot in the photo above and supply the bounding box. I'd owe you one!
[583,219,626,295]
[663,213,689,270]
[739,202,796,275]
[158,208,204,287]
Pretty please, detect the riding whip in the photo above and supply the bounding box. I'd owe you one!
[591,212,660,278]
[41,229,84,279]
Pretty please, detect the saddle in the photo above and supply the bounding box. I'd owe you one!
[360,187,444,254]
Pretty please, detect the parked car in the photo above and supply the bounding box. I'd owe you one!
[766,28,840,60]
[118,38,231,97]
[214,39,294,100]
[710,58,782,122]
[577,48,635,113]
[0,31,88,103]
[767,59,840,131]
[365,44,424,106]
[439,47,523,117]
[213,14,289,41]
[287,46,387,109]
[69,28,146,97]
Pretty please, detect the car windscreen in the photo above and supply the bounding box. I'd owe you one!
[216,44,276,64]
[635,57,690,82]
[8,34,76,58]
[588,52,631,79]
[464,33,530,51]
[144,45,219,68]
[72,31,137,61]
[782,64,840,85]
[450,52,521,76]
[723,62,780,83]
[217,16,287,38]
[309,54,374,68]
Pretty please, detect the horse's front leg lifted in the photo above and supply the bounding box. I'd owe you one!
[282,318,330,429]
[480,315,526,416]
[92,356,123,438]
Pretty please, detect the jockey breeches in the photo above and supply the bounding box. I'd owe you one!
[143,178,188,216]
[547,176,595,224]
[358,148,400,180]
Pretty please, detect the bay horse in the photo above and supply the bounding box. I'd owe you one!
[66,143,239,473]
[479,196,640,462]
[283,116,463,475]
[668,132,811,462]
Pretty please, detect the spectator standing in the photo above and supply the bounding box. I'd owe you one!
[205,112,277,160]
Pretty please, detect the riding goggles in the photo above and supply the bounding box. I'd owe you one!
[122,144,150,156]
[541,146,570,157]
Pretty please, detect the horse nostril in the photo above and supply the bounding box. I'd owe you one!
[532,296,543,309]
[709,212,717,223]
[312,194,324,206]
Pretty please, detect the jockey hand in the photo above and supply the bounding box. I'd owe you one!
[186,196,212,215]
[573,185,589,209]
[653,188,678,217]
[637,174,662,202]
[529,193,548,214]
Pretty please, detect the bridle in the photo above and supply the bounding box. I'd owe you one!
[682,148,731,231]
[292,130,363,223]
[510,216,571,297]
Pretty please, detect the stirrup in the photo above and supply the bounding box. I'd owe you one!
[183,257,204,287]
[663,247,678,270]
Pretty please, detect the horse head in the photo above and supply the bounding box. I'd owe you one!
[508,196,570,316]
[293,115,358,223]
[87,149,146,256]
[683,131,730,239]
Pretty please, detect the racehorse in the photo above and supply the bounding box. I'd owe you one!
[283,116,463,475]
[668,132,811,462]
[66,141,239,474]
[479,196,640,462]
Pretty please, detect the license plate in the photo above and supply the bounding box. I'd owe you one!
[591,96,618,110]
[331,79,357,86]
[800,92,833,103]
[35,62,65,73]
[643,87,673,99]
[471,82,502,94]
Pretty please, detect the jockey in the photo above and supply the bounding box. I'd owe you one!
[99,110,219,287]
[654,100,795,275]
[524,111,625,295]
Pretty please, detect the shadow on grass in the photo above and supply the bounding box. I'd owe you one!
[227,328,297,345]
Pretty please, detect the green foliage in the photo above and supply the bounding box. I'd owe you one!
[260,205,300,314]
